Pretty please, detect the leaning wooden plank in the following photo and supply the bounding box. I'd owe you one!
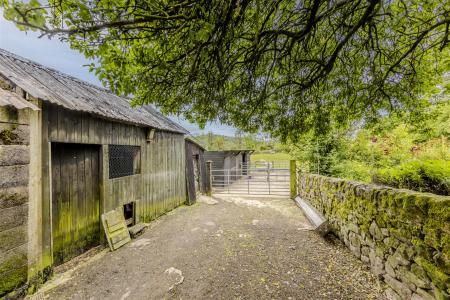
[294,196,330,236]
[101,209,131,251]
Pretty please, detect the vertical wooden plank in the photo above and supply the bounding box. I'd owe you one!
[57,106,66,142]
[91,146,101,246]
[48,103,59,141]
[41,104,53,267]
[88,116,95,144]
[69,146,78,260]
[51,144,61,265]
[65,111,75,143]
[84,146,93,246]
[74,111,82,143]
[106,121,113,144]
[81,112,90,144]
[77,147,86,252]
[59,146,71,264]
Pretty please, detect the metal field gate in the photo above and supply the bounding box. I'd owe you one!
[211,161,291,196]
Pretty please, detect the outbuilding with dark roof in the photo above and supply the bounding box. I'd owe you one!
[0,49,188,296]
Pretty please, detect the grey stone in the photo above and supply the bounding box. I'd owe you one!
[416,289,435,300]
[348,232,361,258]
[0,225,27,253]
[0,145,29,166]
[397,266,430,289]
[369,249,385,276]
[385,260,396,277]
[412,293,425,300]
[365,236,375,248]
[384,274,413,300]
[411,264,430,285]
[385,287,402,300]
[387,252,410,268]
[384,237,400,249]
[346,223,360,234]
[0,204,28,232]
[369,221,383,241]
[0,165,28,188]
[0,186,28,209]
[433,287,450,300]
[0,124,29,145]
[381,228,390,236]
[361,246,370,257]
[361,255,370,264]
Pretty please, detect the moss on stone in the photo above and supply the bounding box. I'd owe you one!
[0,127,18,145]
[415,257,450,291]
[0,252,27,297]
[298,173,450,293]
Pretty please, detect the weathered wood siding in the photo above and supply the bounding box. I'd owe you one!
[0,105,30,297]
[140,131,186,221]
[204,151,226,170]
[44,103,186,233]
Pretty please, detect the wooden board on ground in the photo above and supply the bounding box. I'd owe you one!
[294,196,330,236]
[101,209,131,251]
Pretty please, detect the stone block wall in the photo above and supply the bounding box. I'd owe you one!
[0,105,30,297]
[297,173,449,300]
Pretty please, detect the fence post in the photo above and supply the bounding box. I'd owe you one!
[206,160,212,196]
[290,160,297,199]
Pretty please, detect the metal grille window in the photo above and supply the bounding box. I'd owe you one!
[109,145,141,179]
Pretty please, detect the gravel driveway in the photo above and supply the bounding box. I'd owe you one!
[44,195,385,300]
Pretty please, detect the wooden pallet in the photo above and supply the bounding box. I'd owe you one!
[101,209,131,251]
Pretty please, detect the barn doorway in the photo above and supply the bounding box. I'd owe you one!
[51,143,101,266]
[193,155,201,195]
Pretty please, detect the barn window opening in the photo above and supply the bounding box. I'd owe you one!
[109,145,141,179]
[123,202,135,227]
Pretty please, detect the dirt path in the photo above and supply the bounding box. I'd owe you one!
[44,195,385,300]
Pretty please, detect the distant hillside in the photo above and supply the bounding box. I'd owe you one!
[193,132,288,153]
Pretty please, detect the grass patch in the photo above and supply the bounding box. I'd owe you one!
[251,152,292,161]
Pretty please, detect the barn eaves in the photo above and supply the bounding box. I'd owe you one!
[0,48,188,134]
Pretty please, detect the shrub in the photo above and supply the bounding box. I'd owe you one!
[373,160,450,195]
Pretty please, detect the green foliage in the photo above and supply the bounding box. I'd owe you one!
[194,132,288,154]
[289,100,450,195]
[2,0,450,139]
[251,152,292,162]
[374,160,450,195]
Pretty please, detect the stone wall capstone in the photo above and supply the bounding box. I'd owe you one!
[297,173,449,300]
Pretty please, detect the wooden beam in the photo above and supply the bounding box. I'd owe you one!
[294,196,330,236]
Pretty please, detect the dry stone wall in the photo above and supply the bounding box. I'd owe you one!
[297,173,449,300]
[0,105,30,297]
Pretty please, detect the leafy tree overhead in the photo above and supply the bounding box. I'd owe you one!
[2,0,449,140]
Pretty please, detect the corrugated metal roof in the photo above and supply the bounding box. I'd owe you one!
[0,49,188,134]
[0,88,40,110]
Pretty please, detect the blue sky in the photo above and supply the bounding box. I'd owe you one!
[0,16,236,136]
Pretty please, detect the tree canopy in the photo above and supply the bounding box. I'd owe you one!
[2,0,450,140]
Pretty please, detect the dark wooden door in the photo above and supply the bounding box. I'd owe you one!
[51,143,101,265]
[193,155,200,194]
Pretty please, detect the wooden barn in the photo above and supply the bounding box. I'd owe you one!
[204,150,252,172]
[204,150,253,186]
[185,137,211,204]
[0,49,188,296]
